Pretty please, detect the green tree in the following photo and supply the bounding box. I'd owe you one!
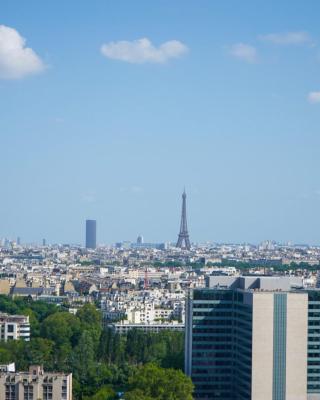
[124,363,193,400]
[41,312,81,346]
[77,304,102,329]
[72,330,96,384]
[98,329,114,364]
[0,340,27,370]
[77,304,102,350]
[124,389,153,400]
[0,347,11,364]
[83,386,115,400]
[28,300,58,321]
[160,331,184,369]
[0,295,21,314]
[40,312,82,371]
[24,338,54,369]
[72,377,82,400]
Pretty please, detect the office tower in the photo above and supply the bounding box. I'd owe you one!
[0,364,72,399]
[42,238,46,246]
[176,190,191,250]
[85,219,96,249]
[16,237,21,246]
[185,276,320,400]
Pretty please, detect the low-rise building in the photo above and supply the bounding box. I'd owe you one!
[0,364,72,400]
[110,321,185,334]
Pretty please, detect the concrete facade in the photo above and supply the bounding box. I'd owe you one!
[251,293,274,400]
[286,293,308,400]
[0,364,72,400]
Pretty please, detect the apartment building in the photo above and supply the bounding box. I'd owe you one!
[185,276,320,400]
[0,314,30,341]
[0,364,72,400]
[111,321,185,334]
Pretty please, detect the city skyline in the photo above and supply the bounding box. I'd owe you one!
[1,1,320,244]
[1,188,320,246]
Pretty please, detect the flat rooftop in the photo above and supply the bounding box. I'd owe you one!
[206,275,304,291]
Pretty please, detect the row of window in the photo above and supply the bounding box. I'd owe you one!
[192,353,233,362]
[193,304,232,309]
[192,342,234,349]
[193,290,233,301]
[5,384,67,400]
[193,311,233,317]
[192,376,232,383]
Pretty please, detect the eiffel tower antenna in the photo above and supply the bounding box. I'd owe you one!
[176,189,191,250]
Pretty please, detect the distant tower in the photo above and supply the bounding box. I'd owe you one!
[137,235,144,244]
[176,190,191,250]
[86,220,97,249]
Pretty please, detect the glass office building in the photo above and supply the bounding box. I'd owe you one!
[85,219,96,249]
[185,276,319,400]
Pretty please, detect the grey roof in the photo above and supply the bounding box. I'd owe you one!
[12,287,44,295]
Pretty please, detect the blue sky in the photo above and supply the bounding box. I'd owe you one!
[1,1,320,245]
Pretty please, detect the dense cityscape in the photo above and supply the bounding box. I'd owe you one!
[1,1,319,399]
[0,192,320,398]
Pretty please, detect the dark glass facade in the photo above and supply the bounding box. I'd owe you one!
[190,289,252,400]
[85,219,96,249]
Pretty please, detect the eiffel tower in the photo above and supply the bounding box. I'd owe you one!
[176,189,191,250]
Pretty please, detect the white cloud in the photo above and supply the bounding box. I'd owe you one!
[101,38,188,64]
[229,43,257,63]
[0,25,45,79]
[308,91,320,104]
[259,31,312,45]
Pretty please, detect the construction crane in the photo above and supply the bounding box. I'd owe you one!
[144,266,149,290]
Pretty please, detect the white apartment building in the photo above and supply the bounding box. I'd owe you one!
[100,287,187,327]
[111,322,185,334]
[0,314,30,342]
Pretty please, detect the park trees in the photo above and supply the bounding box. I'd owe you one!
[124,363,193,400]
[0,295,191,399]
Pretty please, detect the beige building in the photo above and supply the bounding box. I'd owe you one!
[251,291,308,400]
[0,364,72,400]
[0,280,11,295]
